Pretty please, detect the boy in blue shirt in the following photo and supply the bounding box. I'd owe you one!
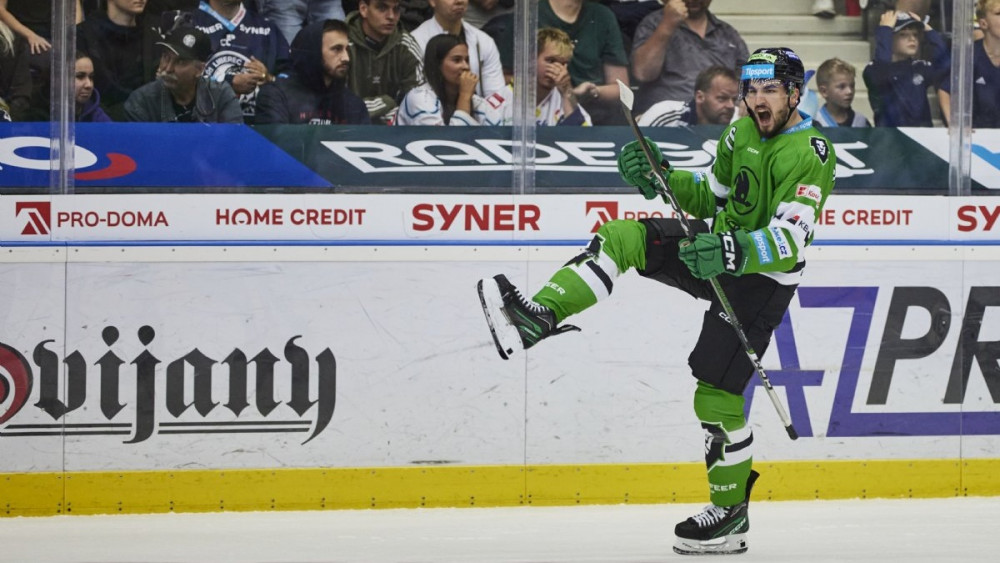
[862,9,948,126]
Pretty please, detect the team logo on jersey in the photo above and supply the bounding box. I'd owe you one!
[810,137,830,164]
[732,166,760,213]
[205,50,258,117]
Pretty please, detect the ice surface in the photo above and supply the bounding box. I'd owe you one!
[2,497,995,562]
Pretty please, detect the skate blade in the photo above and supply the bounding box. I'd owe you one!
[673,533,748,556]
[477,278,520,360]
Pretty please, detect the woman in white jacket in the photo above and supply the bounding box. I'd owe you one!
[394,33,506,126]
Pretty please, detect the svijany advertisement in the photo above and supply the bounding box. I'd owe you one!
[0,251,997,473]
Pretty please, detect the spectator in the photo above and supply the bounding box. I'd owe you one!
[521,0,630,125]
[862,10,948,126]
[395,33,505,125]
[0,18,30,120]
[75,52,112,122]
[632,0,748,112]
[599,1,661,52]
[124,25,243,122]
[344,0,434,32]
[0,0,83,55]
[502,27,592,126]
[637,64,737,126]
[465,0,512,29]
[938,0,1000,128]
[259,1,346,45]
[411,0,505,97]
[255,19,370,124]
[192,0,291,123]
[814,58,871,127]
[345,0,423,124]
[1,0,85,120]
[631,0,747,116]
[77,0,161,122]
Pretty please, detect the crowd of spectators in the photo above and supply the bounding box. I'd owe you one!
[0,0,997,128]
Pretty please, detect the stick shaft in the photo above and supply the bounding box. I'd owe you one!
[618,89,798,440]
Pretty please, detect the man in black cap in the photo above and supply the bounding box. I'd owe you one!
[124,24,243,122]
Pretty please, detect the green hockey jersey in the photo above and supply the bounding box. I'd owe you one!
[668,115,836,284]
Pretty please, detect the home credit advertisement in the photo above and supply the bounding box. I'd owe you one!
[1,194,998,242]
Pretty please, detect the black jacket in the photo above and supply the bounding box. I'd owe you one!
[255,20,370,125]
[77,12,159,122]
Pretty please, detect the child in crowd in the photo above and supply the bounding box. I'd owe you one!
[938,0,1000,128]
[814,58,871,127]
[862,9,949,126]
[75,52,111,122]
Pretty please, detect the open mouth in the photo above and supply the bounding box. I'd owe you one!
[754,108,773,128]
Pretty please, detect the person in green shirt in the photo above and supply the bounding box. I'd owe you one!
[478,47,835,556]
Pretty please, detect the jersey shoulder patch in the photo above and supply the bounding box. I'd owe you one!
[809,136,831,164]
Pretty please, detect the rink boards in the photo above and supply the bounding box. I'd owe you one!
[0,194,998,515]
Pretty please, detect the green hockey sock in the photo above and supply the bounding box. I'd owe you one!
[532,220,647,322]
[693,381,754,507]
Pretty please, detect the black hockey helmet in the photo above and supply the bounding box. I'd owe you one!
[738,47,805,100]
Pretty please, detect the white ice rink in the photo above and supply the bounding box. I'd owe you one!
[2,497,995,562]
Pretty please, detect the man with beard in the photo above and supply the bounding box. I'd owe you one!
[638,65,738,126]
[477,47,835,556]
[631,0,747,115]
[124,24,242,122]
[255,19,370,124]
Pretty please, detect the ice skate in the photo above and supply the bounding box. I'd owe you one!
[673,470,760,556]
[477,274,579,360]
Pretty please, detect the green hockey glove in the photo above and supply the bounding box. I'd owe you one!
[617,137,671,200]
[678,231,751,279]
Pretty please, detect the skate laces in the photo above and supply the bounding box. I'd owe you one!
[511,287,548,316]
[691,505,729,528]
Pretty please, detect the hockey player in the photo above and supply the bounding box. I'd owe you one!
[478,47,835,556]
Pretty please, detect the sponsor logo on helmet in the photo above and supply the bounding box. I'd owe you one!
[749,52,778,63]
[741,64,775,80]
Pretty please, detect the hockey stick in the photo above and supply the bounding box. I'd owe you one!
[616,80,798,441]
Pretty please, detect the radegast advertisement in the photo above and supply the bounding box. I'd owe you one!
[0,256,997,473]
[3,123,1000,192]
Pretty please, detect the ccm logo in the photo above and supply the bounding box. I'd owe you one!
[411,203,540,232]
[956,205,1000,232]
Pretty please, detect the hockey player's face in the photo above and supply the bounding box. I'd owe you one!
[440,44,471,86]
[695,75,737,125]
[744,79,796,136]
[322,30,351,81]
